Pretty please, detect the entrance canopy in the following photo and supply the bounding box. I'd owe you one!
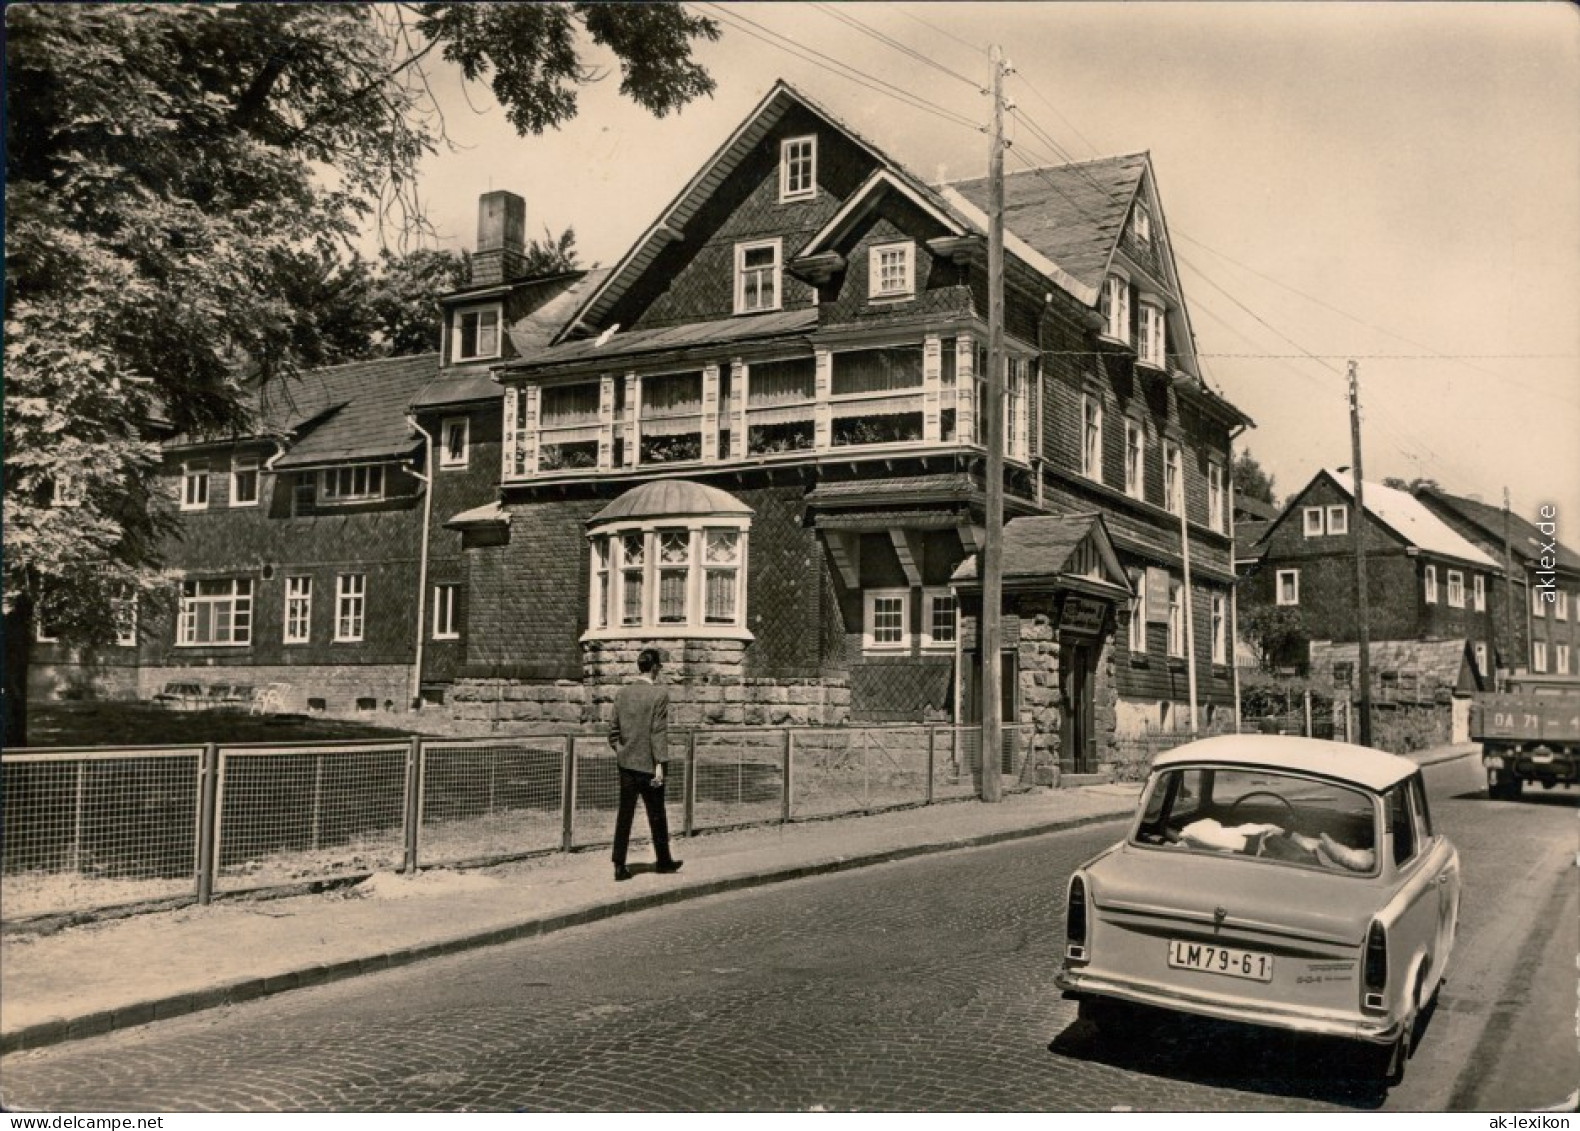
[951,513,1131,601]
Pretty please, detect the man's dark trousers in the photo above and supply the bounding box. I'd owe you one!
[612,767,675,868]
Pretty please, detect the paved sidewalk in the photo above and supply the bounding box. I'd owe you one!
[0,742,1476,1056]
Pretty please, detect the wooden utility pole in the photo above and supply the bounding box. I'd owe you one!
[1349,360,1374,747]
[1502,485,1514,689]
[981,44,1006,802]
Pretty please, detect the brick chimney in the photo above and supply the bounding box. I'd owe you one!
[471,190,526,286]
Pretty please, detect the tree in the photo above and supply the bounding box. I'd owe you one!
[1232,450,1279,507]
[1240,605,1311,674]
[1383,476,1442,494]
[3,3,717,745]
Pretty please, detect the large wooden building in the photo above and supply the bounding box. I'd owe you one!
[34,81,1252,770]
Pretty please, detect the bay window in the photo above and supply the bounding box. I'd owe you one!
[587,521,750,639]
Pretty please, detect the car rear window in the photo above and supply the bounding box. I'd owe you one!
[1135,766,1379,875]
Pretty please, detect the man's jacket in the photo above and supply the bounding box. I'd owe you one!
[610,679,670,773]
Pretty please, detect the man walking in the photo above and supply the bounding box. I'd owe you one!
[608,647,682,883]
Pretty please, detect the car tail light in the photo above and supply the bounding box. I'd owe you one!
[1066,875,1088,960]
[1363,919,1388,1004]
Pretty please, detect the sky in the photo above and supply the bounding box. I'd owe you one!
[392,1,1580,536]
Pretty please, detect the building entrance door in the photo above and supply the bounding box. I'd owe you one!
[1062,639,1097,773]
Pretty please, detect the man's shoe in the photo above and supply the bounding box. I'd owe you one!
[614,865,633,882]
[655,859,683,874]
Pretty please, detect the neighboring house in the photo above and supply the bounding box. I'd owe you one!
[447,80,1251,769]
[1240,468,1503,684]
[1411,486,1580,679]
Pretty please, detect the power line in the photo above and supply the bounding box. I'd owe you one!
[891,5,989,57]
[691,3,983,133]
[808,3,983,93]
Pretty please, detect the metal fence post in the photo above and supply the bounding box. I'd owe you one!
[683,730,696,837]
[782,729,793,823]
[403,737,421,873]
[560,736,576,853]
[310,752,324,851]
[926,726,936,806]
[196,743,219,905]
[70,760,86,873]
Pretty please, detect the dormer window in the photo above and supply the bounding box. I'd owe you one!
[1138,301,1167,368]
[780,136,816,201]
[1134,204,1152,246]
[735,239,782,314]
[320,464,384,504]
[868,241,915,300]
[1101,274,1131,344]
[452,303,501,363]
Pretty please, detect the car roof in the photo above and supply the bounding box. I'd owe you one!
[1149,734,1419,792]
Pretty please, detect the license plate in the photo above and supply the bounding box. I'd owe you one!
[1168,940,1275,982]
[1531,751,1554,764]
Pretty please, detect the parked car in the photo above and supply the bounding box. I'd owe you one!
[1056,734,1459,1084]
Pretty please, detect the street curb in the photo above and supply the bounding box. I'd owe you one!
[0,807,1131,1056]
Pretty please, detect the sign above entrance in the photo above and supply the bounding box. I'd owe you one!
[1060,596,1107,636]
[1145,566,1171,623]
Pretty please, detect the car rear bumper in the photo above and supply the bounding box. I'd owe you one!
[1056,968,1403,1044]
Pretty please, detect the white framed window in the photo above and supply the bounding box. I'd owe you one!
[432,583,459,640]
[1424,564,1438,604]
[320,464,384,504]
[1559,644,1572,675]
[230,455,259,507]
[1473,574,1486,612]
[588,520,751,639]
[1533,640,1548,672]
[1557,590,1571,621]
[1211,591,1227,665]
[1124,420,1145,499]
[113,598,137,648]
[864,588,910,651]
[1082,394,1103,481]
[1303,507,1325,538]
[1447,570,1465,608]
[335,573,366,642]
[1326,504,1348,536]
[1208,462,1226,532]
[868,241,915,299]
[734,239,782,314]
[1101,274,1131,343]
[284,576,312,644]
[440,417,469,469]
[1163,441,1182,515]
[1124,420,1150,499]
[1276,569,1300,607]
[178,578,252,646]
[1533,585,1545,616]
[780,136,816,201]
[1474,642,1489,676]
[1167,577,1185,658]
[922,588,957,649]
[1133,203,1152,245]
[452,304,501,363]
[1128,568,1147,654]
[180,460,210,511]
[1138,301,1167,368]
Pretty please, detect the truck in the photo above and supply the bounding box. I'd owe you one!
[1470,674,1580,799]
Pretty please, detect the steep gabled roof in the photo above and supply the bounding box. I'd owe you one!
[944,154,1148,295]
[952,512,1130,594]
[1262,469,1501,570]
[1414,487,1580,575]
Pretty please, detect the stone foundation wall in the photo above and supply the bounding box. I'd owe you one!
[447,637,852,729]
[137,663,413,718]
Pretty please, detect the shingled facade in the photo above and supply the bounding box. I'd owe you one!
[443,82,1251,769]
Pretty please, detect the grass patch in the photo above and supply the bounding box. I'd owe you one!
[23,702,418,750]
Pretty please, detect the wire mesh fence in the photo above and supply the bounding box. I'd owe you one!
[0,747,206,919]
[419,738,568,864]
[3,723,1048,922]
[213,742,409,893]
